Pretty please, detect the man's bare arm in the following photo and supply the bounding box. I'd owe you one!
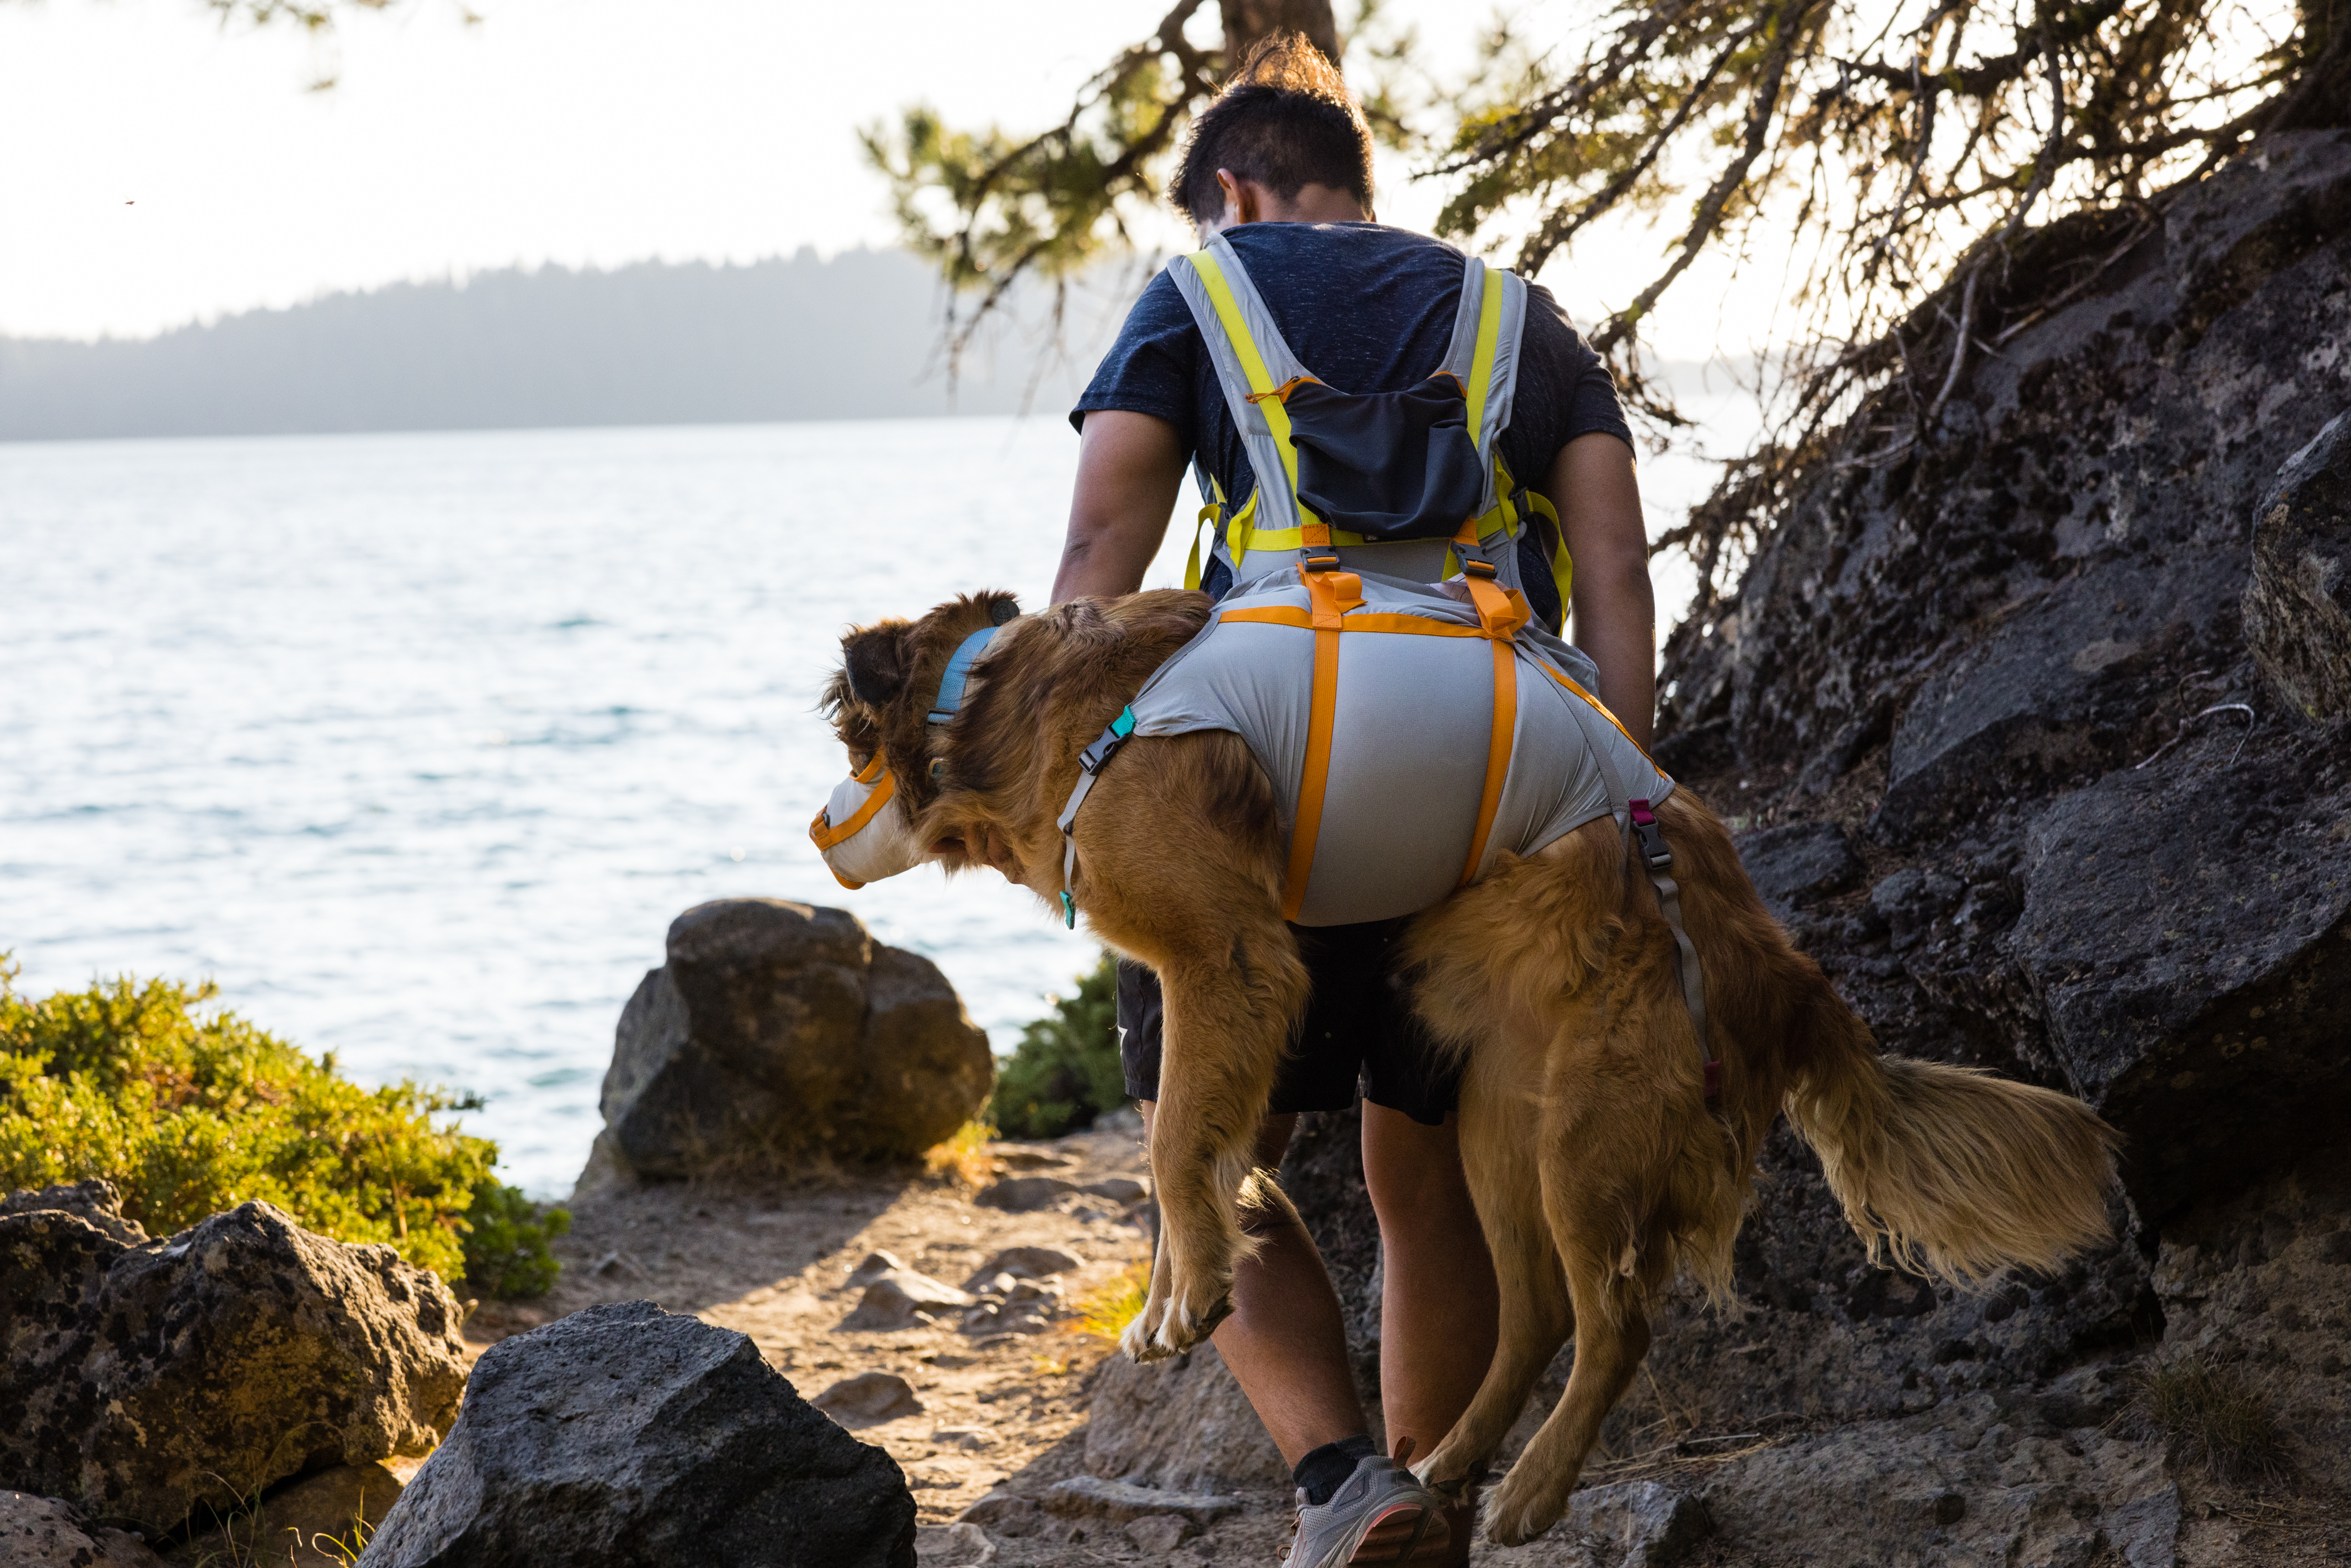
[1051,410,1187,604]
[1547,432,1656,750]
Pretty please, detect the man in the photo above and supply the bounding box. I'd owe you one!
[1053,34,1655,1568]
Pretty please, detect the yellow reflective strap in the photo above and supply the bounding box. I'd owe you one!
[1186,504,1217,591]
[1465,271,1505,445]
[1529,488,1573,607]
[1189,252,1319,529]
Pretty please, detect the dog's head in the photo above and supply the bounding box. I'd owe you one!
[812,591,1021,886]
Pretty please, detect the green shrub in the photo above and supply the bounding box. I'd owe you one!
[460,1180,570,1300]
[0,960,551,1288]
[987,953,1127,1140]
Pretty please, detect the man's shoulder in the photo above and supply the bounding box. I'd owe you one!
[1224,222,1466,269]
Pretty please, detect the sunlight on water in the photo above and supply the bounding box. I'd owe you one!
[1,411,1737,1196]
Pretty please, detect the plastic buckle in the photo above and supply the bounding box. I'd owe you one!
[1463,559,1499,580]
[1079,706,1138,775]
[1303,554,1342,573]
[1628,797,1673,873]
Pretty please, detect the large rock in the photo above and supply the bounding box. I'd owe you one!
[589,899,992,1181]
[0,1491,169,1566]
[2246,407,2351,719]
[0,1189,466,1534]
[2005,748,2351,1217]
[1083,1343,1289,1493]
[358,1300,916,1567]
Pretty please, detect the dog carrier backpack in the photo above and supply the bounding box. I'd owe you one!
[1049,238,1719,1093]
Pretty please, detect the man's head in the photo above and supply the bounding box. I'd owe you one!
[1176,32,1374,241]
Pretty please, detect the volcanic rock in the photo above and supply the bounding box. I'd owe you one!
[841,1268,972,1331]
[1039,1475,1241,1527]
[2246,406,2351,720]
[961,1244,1081,1288]
[0,1492,169,1567]
[1084,1342,1289,1493]
[588,899,992,1181]
[0,1193,465,1533]
[357,1300,916,1567]
[973,1175,1080,1212]
[812,1371,926,1426]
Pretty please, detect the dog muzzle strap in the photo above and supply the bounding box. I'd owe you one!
[809,756,924,889]
[1053,705,1138,928]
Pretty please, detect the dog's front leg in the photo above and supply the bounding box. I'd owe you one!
[1119,932,1302,1360]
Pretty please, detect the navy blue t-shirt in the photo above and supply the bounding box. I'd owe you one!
[1072,222,1632,629]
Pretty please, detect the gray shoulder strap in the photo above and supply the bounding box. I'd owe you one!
[1436,257,1530,515]
[1167,238,1314,539]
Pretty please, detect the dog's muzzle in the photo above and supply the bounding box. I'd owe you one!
[809,756,925,889]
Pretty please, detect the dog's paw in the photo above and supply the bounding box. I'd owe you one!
[1480,1472,1566,1549]
[1118,1309,1177,1364]
[1133,1265,1233,1358]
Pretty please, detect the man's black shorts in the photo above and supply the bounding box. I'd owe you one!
[1115,916,1461,1126]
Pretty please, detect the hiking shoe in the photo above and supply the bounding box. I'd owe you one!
[1279,1452,1448,1567]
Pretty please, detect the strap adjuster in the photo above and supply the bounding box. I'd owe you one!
[1628,797,1674,873]
[1079,706,1138,774]
[1303,554,1342,573]
[1462,559,1498,580]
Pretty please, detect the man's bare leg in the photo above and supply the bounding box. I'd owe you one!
[1138,1104,1364,1461]
[1363,1103,1500,1565]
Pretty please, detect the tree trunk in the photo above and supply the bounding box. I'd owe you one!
[1221,0,1341,68]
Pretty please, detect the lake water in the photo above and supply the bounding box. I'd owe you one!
[1,415,1730,1197]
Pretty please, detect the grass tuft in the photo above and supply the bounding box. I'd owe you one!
[922,1118,997,1189]
[1066,1260,1150,1345]
[2128,1351,2294,1485]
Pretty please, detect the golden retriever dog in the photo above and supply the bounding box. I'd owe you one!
[821,588,2119,1545]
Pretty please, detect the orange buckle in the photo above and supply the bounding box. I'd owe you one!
[1463,560,1498,580]
[1303,554,1342,573]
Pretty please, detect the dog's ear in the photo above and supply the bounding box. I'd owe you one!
[985,594,1019,627]
[841,623,912,709]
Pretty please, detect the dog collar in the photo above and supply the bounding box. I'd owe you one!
[925,626,1001,726]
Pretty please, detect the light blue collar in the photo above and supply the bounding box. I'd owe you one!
[925,626,1001,724]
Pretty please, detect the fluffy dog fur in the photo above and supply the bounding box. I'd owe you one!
[827,589,2121,1545]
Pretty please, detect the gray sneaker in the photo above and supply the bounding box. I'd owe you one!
[1279,1452,1449,1567]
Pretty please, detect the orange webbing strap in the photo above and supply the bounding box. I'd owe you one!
[1281,569,1362,921]
[1221,607,1482,637]
[1459,639,1516,886]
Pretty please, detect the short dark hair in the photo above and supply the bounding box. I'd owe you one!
[1174,32,1374,227]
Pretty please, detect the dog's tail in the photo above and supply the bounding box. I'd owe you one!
[1778,974,2119,1283]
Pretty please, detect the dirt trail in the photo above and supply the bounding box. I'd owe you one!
[456,1122,1248,1562]
[455,1124,1602,1565]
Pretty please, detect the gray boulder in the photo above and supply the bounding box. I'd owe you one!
[0,1178,149,1244]
[2005,748,2351,1217]
[0,1491,168,1566]
[358,1300,916,1567]
[1084,1342,1289,1493]
[2246,408,2351,720]
[590,899,992,1181]
[0,1193,466,1534]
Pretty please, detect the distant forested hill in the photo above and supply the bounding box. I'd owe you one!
[0,250,1109,441]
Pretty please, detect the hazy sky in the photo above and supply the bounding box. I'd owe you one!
[1,0,1767,353]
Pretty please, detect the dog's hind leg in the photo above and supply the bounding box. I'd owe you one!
[1480,972,1689,1548]
[1480,1190,1653,1547]
[1415,1050,1572,1494]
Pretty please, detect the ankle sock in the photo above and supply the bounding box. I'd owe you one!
[1293,1434,1378,1505]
